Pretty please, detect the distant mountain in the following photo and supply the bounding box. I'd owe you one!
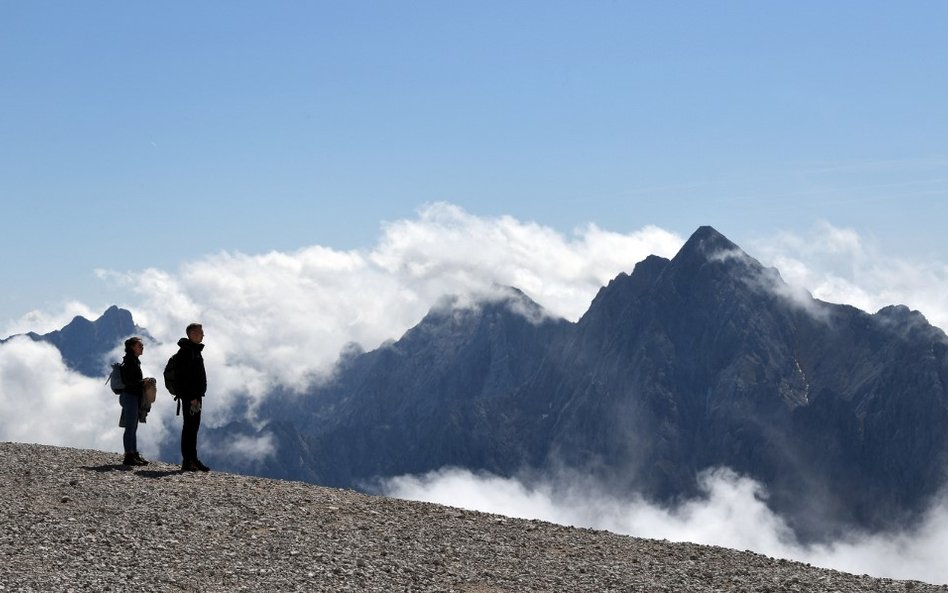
[17,228,948,542]
[1,305,146,376]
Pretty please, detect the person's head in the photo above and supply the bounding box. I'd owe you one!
[186,323,204,344]
[124,336,144,356]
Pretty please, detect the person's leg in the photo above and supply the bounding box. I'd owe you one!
[191,405,208,470]
[192,407,201,461]
[119,393,139,461]
[181,402,200,468]
[181,413,193,464]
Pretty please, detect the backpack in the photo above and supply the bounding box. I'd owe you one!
[106,362,125,394]
[163,354,178,397]
[162,350,193,416]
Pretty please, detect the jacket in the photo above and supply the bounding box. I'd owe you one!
[174,337,207,400]
[119,352,144,396]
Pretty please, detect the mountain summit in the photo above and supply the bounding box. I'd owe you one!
[673,224,744,264]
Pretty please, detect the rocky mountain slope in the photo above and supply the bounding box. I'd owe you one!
[1,441,943,593]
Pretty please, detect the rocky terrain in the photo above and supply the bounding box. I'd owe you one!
[1,442,944,592]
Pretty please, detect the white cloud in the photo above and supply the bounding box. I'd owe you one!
[371,205,683,318]
[205,431,276,463]
[382,467,948,585]
[807,495,948,585]
[751,221,948,332]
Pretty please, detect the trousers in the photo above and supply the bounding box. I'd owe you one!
[119,392,140,453]
[181,399,202,462]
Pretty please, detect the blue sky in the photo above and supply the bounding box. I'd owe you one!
[2,2,947,325]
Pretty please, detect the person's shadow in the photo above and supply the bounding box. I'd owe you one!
[81,464,133,473]
[81,464,181,478]
[135,469,182,479]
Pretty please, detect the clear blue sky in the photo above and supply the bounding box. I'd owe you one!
[2,2,947,324]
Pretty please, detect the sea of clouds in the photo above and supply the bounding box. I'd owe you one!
[2,203,948,583]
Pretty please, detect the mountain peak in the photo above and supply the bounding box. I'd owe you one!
[677,226,742,260]
[664,226,766,285]
[582,227,755,326]
[100,304,132,322]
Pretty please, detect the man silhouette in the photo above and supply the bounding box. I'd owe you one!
[175,323,209,472]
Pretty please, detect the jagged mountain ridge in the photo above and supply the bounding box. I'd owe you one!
[1,305,145,376]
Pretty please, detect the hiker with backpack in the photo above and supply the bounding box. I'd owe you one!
[172,323,210,472]
[116,336,155,466]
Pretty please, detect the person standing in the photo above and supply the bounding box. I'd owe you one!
[119,337,152,466]
[175,323,209,472]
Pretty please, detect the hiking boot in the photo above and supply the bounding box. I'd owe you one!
[193,459,210,472]
[181,460,199,472]
[122,454,146,466]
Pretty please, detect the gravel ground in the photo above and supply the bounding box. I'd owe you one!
[1,442,945,593]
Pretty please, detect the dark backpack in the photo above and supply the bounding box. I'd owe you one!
[106,362,125,394]
[163,354,178,396]
[164,353,186,415]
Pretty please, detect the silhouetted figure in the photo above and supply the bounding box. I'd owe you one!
[118,336,154,466]
[174,323,209,472]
